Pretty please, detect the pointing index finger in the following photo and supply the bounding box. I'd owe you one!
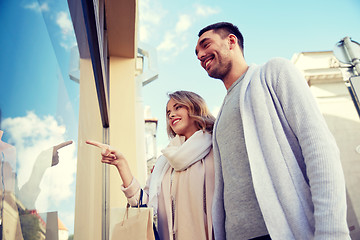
[86,140,112,157]
[54,140,73,151]
[86,140,107,149]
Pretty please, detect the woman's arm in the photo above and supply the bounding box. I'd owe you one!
[86,140,133,187]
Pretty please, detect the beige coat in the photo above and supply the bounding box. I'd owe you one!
[123,150,214,240]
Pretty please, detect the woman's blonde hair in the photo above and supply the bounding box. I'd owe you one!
[166,90,215,138]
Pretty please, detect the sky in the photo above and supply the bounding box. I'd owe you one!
[139,0,360,151]
[0,0,360,236]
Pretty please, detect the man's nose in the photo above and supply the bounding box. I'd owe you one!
[197,50,205,61]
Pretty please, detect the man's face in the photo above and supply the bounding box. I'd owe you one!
[195,30,232,80]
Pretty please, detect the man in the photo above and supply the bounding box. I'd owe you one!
[195,22,350,240]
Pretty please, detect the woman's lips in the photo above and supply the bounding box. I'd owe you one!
[172,118,180,125]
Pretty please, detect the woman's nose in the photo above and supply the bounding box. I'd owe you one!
[169,112,175,119]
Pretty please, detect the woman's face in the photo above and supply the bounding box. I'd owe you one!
[166,98,198,140]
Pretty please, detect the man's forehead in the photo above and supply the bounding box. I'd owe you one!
[195,30,217,54]
[198,30,215,42]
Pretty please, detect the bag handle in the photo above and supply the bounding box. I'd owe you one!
[121,188,145,225]
[139,188,144,206]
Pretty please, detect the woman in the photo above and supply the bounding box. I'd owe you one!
[87,91,215,240]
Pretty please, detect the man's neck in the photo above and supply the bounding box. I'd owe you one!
[223,65,249,90]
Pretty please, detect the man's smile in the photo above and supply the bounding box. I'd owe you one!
[202,55,214,71]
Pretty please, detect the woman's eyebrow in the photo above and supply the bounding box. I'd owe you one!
[167,103,179,115]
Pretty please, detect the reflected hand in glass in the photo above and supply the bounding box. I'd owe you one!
[18,140,73,210]
[52,140,73,166]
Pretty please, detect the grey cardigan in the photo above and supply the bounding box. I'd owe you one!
[212,58,350,240]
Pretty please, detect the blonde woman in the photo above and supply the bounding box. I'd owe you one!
[87,91,215,240]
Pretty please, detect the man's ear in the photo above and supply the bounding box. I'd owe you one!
[228,34,237,50]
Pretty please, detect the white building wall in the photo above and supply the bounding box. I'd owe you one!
[58,229,69,240]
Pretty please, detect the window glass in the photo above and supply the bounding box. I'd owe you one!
[0,1,79,239]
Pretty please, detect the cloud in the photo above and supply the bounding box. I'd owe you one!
[56,11,76,50]
[156,32,189,61]
[156,14,192,59]
[139,25,150,43]
[154,4,219,60]
[56,11,73,37]
[24,2,49,13]
[2,111,77,212]
[59,41,77,51]
[138,1,194,57]
[195,4,220,16]
[23,3,76,51]
[138,0,166,42]
[157,32,176,52]
[139,0,164,25]
[175,14,192,34]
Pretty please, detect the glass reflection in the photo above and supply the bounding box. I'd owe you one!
[0,0,79,239]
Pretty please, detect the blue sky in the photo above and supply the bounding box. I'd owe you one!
[139,0,360,150]
[1,0,360,236]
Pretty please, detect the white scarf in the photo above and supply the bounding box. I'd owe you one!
[148,130,212,215]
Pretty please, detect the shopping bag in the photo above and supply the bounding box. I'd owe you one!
[110,204,155,240]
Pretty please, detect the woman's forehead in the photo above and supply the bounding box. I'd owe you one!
[166,98,176,109]
[167,98,185,110]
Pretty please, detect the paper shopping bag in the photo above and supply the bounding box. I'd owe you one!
[110,205,155,240]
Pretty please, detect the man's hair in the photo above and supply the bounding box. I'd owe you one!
[198,22,244,52]
[166,91,215,138]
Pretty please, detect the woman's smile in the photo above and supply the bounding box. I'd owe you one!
[172,118,181,126]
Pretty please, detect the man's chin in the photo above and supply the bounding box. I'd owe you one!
[207,69,215,78]
[208,71,223,80]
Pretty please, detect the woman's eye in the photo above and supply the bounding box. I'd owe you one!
[176,105,182,110]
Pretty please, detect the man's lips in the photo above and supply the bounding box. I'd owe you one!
[203,56,214,71]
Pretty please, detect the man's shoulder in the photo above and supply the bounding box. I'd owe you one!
[263,57,292,69]
[258,57,297,77]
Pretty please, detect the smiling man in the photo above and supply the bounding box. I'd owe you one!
[195,22,350,240]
